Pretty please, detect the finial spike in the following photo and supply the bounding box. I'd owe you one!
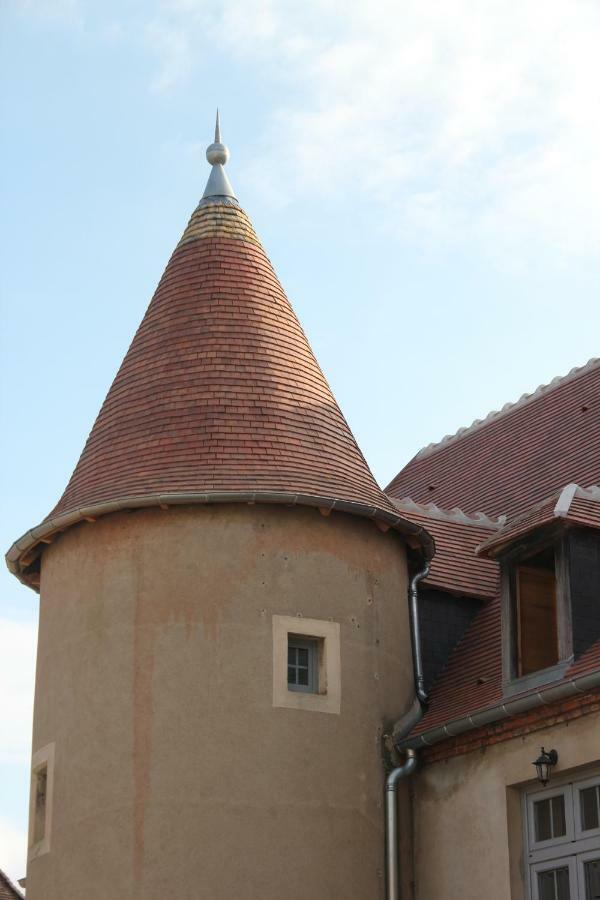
[202,109,236,202]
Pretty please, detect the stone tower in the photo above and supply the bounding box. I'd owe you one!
[7,117,432,900]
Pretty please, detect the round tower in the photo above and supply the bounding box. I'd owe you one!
[7,116,432,900]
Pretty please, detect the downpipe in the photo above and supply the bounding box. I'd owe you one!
[409,564,430,706]
[384,563,430,900]
[385,748,417,900]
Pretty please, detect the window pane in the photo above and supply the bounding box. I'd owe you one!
[288,665,297,685]
[581,786,600,831]
[584,858,600,900]
[535,799,553,842]
[534,794,566,842]
[538,867,570,900]
[555,867,571,900]
[551,795,566,837]
[298,648,308,666]
[288,646,295,665]
[298,667,309,686]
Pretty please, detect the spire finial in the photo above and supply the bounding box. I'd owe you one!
[202,109,236,201]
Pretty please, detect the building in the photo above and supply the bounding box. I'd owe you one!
[387,360,600,900]
[0,869,24,900]
[6,118,600,899]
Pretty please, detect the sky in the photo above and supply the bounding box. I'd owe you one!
[1,0,600,883]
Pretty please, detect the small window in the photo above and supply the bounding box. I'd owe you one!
[29,742,55,860]
[515,546,559,676]
[272,616,341,715]
[287,636,318,693]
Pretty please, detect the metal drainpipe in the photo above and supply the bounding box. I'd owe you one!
[385,563,430,900]
[386,748,418,900]
[409,564,430,706]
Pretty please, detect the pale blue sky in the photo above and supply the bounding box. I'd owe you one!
[1,0,600,881]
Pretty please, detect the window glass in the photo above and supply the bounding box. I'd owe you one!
[538,866,571,900]
[580,786,600,832]
[287,637,317,693]
[535,795,567,842]
[584,858,600,900]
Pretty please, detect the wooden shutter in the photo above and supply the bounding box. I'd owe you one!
[517,565,558,676]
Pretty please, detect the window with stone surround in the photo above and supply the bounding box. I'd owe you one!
[28,742,55,861]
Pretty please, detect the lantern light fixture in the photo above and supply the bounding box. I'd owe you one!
[533,747,558,786]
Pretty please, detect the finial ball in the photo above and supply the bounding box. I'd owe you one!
[206,142,230,166]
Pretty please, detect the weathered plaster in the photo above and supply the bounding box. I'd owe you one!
[412,712,600,900]
[26,503,412,900]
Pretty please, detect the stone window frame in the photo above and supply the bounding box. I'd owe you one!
[28,742,55,861]
[272,615,341,715]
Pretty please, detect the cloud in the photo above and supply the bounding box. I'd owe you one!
[0,618,37,765]
[142,0,600,258]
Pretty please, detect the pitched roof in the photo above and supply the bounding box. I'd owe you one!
[386,358,600,519]
[0,870,24,900]
[478,484,600,556]
[7,171,432,588]
[391,500,500,600]
[386,359,600,744]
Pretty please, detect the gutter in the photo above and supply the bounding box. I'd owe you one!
[396,669,600,750]
[5,489,435,590]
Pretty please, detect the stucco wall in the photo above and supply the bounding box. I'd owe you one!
[27,504,412,900]
[412,713,600,900]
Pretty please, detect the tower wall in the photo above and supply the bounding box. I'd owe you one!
[27,504,412,900]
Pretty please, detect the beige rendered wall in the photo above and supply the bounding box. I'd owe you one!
[412,713,600,900]
[26,503,413,900]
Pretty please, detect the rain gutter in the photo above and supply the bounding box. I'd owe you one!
[396,669,600,750]
[6,489,434,590]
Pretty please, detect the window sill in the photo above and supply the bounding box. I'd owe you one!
[503,658,573,698]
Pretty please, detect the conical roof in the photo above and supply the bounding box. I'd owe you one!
[7,121,432,588]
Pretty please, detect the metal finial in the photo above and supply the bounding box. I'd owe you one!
[202,109,236,200]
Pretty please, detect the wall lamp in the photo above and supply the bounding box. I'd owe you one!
[533,747,558,786]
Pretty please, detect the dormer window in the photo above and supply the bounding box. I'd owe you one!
[495,522,600,695]
[502,537,572,692]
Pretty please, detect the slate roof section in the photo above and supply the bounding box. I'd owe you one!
[0,869,24,900]
[387,358,600,519]
[7,197,432,587]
